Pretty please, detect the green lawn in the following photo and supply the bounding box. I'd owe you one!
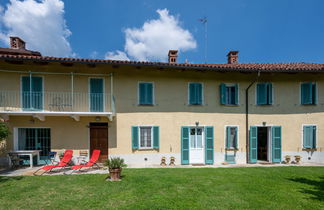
[0,167,323,209]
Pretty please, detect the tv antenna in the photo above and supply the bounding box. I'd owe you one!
[199,17,208,63]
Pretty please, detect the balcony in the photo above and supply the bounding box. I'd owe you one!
[0,91,114,120]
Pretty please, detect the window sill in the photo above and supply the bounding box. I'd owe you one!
[222,104,239,106]
[133,148,158,151]
[188,104,204,106]
[256,104,273,106]
[138,104,154,106]
[302,148,317,151]
[300,104,317,106]
[225,148,239,151]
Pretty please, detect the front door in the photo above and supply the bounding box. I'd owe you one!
[90,123,108,161]
[189,127,204,164]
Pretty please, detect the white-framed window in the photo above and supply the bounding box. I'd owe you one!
[139,126,153,149]
[225,126,238,149]
[220,83,239,105]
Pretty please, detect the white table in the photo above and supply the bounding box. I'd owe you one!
[8,150,41,168]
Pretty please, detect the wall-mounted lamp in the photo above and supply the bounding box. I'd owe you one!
[195,121,199,127]
[262,122,266,126]
[95,116,101,121]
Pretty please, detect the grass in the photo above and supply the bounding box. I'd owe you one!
[0,167,324,209]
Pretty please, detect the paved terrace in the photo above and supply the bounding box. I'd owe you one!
[1,162,324,177]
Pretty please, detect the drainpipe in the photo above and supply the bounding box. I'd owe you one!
[245,71,260,163]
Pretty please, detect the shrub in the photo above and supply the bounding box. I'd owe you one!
[104,157,127,169]
[0,121,9,142]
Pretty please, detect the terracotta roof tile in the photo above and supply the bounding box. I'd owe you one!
[0,53,323,72]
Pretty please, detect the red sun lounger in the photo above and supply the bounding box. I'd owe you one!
[68,150,101,174]
[33,150,73,175]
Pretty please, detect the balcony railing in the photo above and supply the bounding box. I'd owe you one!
[0,91,112,113]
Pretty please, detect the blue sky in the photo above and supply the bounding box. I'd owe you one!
[0,0,324,64]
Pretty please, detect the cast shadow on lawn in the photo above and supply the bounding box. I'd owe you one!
[289,176,324,201]
[0,176,23,183]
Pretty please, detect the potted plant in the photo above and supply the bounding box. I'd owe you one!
[294,155,301,164]
[105,157,127,181]
[284,155,291,164]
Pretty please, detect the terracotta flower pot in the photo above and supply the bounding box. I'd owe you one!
[109,168,122,181]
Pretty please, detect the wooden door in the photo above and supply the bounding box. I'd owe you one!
[90,123,108,161]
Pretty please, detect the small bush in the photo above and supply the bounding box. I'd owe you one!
[104,157,127,169]
[0,121,9,142]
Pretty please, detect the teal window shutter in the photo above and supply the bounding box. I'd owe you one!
[31,77,43,110]
[196,83,202,105]
[181,127,190,164]
[267,83,273,105]
[205,126,214,164]
[257,83,267,105]
[153,126,159,149]
[132,126,139,149]
[303,125,315,149]
[234,84,239,105]
[249,126,258,163]
[90,78,104,112]
[220,83,226,105]
[301,83,313,105]
[146,83,153,105]
[234,127,238,149]
[312,83,317,105]
[22,76,31,109]
[271,126,282,163]
[226,127,231,149]
[189,83,196,105]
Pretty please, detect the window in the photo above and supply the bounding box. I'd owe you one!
[139,82,153,105]
[21,76,43,110]
[140,127,152,148]
[18,128,51,158]
[301,82,316,105]
[303,125,316,149]
[220,83,238,105]
[189,83,203,105]
[257,83,272,105]
[226,126,238,149]
[131,126,159,150]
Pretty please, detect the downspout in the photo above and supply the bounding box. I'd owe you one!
[245,71,260,163]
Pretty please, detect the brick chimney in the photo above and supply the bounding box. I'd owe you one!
[227,51,239,64]
[168,50,178,63]
[10,37,26,50]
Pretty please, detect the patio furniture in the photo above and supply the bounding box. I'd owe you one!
[68,150,101,174]
[33,150,73,175]
[76,150,88,164]
[8,150,41,168]
[8,153,24,169]
[43,152,58,165]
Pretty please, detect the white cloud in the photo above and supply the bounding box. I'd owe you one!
[105,50,130,61]
[108,9,196,62]
[0,0,73,57]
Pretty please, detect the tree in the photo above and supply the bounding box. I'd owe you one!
[0,121,9,142]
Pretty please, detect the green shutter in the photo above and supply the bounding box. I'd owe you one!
[257,83,267,105]
[146,83,153,105]
[205,126,214,164]
[220,83,226,105]
[234,127,238,149]
[31,77,43,110]
[90,78,104,112]
[226,127,231,149]
[303,125,313,149]
[312,83,317,105]
[196,83,202,105]
[267,83,273,105]
[271,126,282,163]
[312,126,316,149]
[249,126,258,163]
[301,83,312,105]
[234,84,239,105]
[181,127,190,164]
[153,126,159,149]
[132,126,139,150]
[22,76,31,109]
[189,83,196,105]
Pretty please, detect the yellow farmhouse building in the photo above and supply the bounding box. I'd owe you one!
[0,37,323,167]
